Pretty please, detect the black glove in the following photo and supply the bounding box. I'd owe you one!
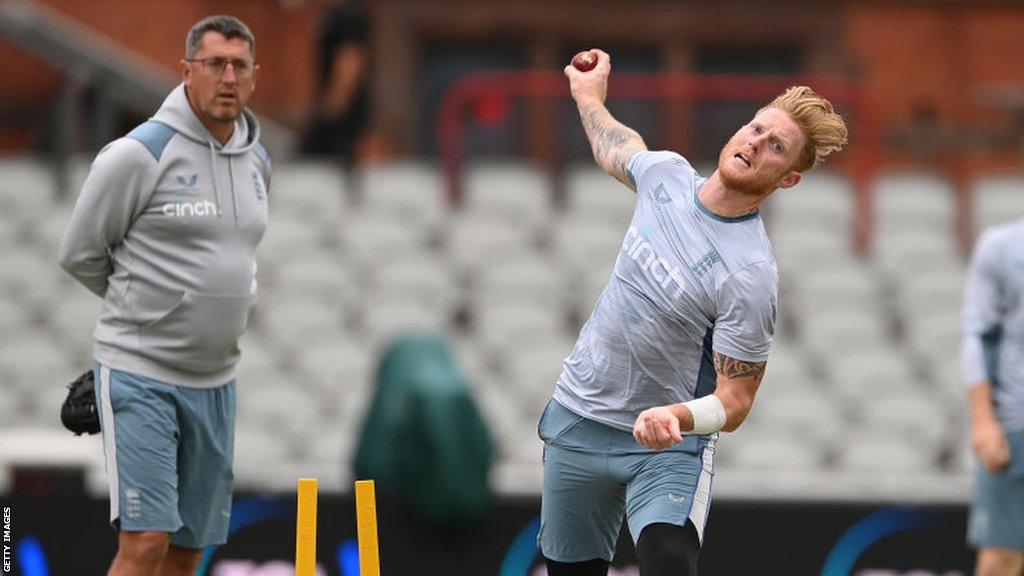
[61,370,101,435]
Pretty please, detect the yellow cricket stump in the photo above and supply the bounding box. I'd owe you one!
[355,479,381,576]
[295,478,318,576]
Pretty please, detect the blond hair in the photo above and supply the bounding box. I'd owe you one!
[765,86,848,172]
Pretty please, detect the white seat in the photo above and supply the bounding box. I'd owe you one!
[444,214,537,273]
[873,228,963,279]
[474,254,568,311]
[360,298,450,348]
[562,163,636,225]
[256,299,346,352]
[972,174,1024,233]
[270,255,356,307]
[898,267,965,323]
[827,350,921,402]
[341,210,430,266]
[550,216,624,277]
[367,255,459,313]
[295,335,374,408]
[838,432,937,473]
[800,309,892,358]
[766,170,854,232]
[356,161,447,227]
[853,393,949,447]
[0,252,62,302]
[474,301,567,353]
[793,262,881,316]
[905,311,961,363]
[874,171,957,239]
[749,390,847,444]
[771,226,856,274]
[45,290,103,356]
[723,430,826,471]
[269,161,347,222]
[259,216,331,268]
[461,161,552,227]
[0,334,79,395]
[502,336,574,405]
[0,157,55,221]
[238,387,323,438]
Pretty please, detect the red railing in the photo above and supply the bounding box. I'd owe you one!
[438,71,880,255]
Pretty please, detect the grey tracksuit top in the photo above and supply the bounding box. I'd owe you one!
[60,84,270,388]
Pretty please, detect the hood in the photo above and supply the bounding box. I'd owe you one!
[151,83,260,156]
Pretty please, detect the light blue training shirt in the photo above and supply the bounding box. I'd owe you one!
[963,217,1024,432]
[553,151,779,432]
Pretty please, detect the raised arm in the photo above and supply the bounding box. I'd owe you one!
[564,49,647,190]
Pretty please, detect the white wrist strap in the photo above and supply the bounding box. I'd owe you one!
[683,395,727,434]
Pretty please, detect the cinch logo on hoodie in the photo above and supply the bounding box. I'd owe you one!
[161,198,220,217]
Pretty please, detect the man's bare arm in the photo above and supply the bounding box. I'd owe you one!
[564,49,647,190]
[577,100,647,190]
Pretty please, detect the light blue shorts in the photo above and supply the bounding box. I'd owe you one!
[969,427,1024,550]
[94,363,236,549]
[537,399,716,563]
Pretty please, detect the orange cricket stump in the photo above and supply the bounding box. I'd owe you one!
[295,477,318,576]
[355,479,381,576]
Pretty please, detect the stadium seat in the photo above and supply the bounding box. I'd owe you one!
[766,169,854,233]
[473,301,567,354]
[562,162,637,225]
[256,299,347,353]
[367,254,460,313]
[972,173,1024,233]
[874,170,957,239]
[270,254,356,308]
[474,253,569,311]
[461,160,552,227]
[838,431,937,473]
[550,215,625,278]
[356,161,447,227]
[722,430,827,471]
[341,209,432,267]
[501,336,574,407]
[793,262,882,316]
[873,228,962,280]
[800,309,892,359]
[444,213,538,273]
[0,157,55,221]
[268,161,348,223]
[295,334,374,407]
[359,297,451,349]
[258,216,332,269]
[238,387,323,438]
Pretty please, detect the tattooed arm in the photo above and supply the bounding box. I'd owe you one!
[564,49,647,190]
[634,351,766,449]
[709,351,766,431]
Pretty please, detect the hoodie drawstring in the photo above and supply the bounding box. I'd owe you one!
[228,156,239,227]
[207,141,222,218]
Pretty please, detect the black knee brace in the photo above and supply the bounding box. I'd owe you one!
[543,556,610,576]
[635,522,700,576]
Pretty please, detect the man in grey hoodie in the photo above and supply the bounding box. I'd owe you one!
[59,15,269,576]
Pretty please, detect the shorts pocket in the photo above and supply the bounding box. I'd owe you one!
[538,400,586,444]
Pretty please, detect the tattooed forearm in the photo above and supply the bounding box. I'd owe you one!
[578,101,646,187]
[713,352,767,381]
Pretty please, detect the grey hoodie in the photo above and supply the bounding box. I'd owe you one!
[60,84,270,388]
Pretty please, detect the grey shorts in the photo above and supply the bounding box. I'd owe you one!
[94,363,236,549]
[969,427,1024,550]
[538,399,716,563]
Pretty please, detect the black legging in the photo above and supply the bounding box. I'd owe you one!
[542,521,700,576]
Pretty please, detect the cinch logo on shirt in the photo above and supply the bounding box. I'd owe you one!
[161,199,220,217]
[622,226,688,298]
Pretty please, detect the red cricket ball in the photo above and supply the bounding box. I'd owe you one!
[572,51,598,72]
